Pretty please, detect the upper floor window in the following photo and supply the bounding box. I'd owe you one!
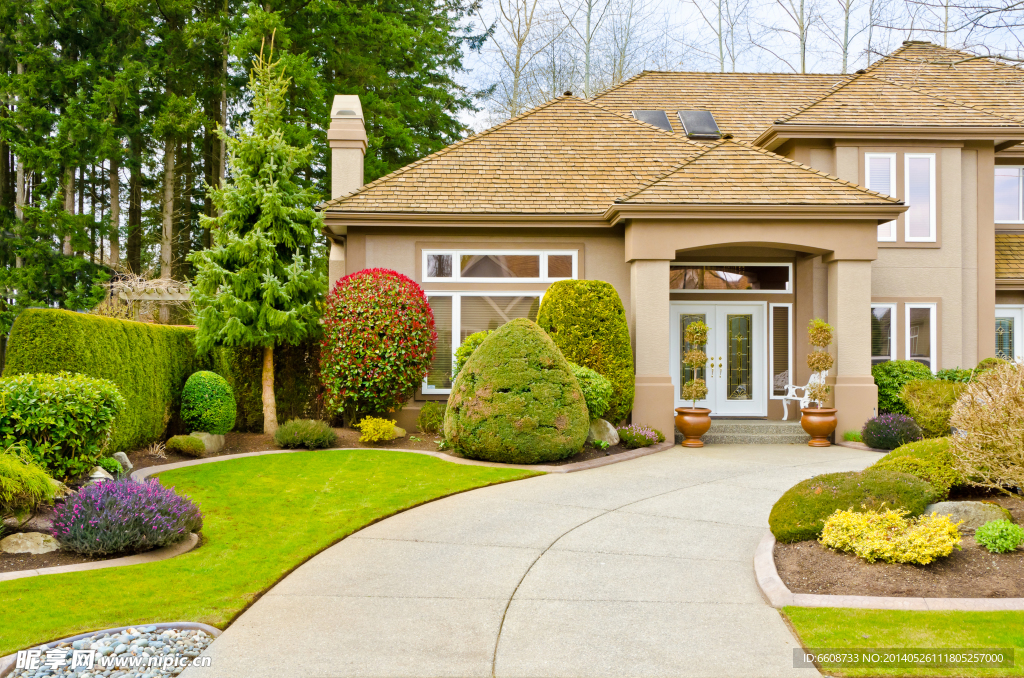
[996,166,1024,223]
[905,154,936,242]
[865,153,897,242]
[423,249,577,283]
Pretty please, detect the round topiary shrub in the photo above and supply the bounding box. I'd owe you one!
[537,280,634,424]
[871,437,964,499]
[861,413,923,450]
[181,371,236,435]
[570,363,613,420]
[872,360,934,415]
[768,468,939,543]
[319,269,436,424]
[443,318,589,464]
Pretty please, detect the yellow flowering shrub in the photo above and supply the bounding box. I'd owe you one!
[819,507,962,565]
[356,416,398,443]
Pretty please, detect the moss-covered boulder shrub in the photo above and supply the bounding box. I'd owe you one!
[872,360,933,415]
[166,435,207,458]
[443,319,589,464]
[870,437,964,499]
[901,379,967,438]
[181,371,236,435]
[537,280,634,424]
[768,468,939,543]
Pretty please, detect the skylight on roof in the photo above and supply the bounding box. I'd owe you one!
[632,110,673,131]
[678,110,721,139]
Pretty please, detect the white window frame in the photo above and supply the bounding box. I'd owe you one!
[995,166,1024,224]
[905,302,938,373]
[904,153,937,242]
[865,152,897,242]
[422,249,578,283]
[871,303,897,364]
[995,305,1024,362]
[422,291,545,394]
[768,303,793,399]
[669,262,793,294]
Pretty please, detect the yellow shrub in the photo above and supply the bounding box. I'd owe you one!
[819,507,962,565]
[356,416,397,443]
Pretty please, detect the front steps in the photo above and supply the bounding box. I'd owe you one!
[674,419,811,445]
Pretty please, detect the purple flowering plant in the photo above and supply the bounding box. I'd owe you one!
[52,478,203,556]
[616,424,665,449]
[861,413,923,451]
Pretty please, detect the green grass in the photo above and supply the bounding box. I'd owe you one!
[843,430,863,443]
[0,449,537,655]
[785,607,1024,676]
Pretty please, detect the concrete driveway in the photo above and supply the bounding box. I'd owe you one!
[186,444,880,678]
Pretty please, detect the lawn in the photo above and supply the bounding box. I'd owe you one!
[785,607,1024,677]
[0,449,538,656]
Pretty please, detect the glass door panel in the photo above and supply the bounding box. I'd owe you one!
[726,314,753,401]
[680,313,707,392]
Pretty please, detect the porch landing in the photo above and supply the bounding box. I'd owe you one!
[676,419,812,445]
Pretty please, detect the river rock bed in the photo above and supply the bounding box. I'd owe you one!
[9,627,213,677]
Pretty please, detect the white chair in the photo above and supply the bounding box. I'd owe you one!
[780,370,829,420]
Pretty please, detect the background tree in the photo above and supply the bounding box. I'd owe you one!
[189,43,324,435]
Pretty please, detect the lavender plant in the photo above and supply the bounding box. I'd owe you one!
[616,424,665,449]
[52,478,203,556]
[861,413,923,451]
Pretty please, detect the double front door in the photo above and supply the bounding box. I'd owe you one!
[670,302,766,416]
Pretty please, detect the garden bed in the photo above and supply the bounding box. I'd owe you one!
[0,549,107,574]
[775,494,1024,599]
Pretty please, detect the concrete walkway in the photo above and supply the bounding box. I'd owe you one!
[186,444,881,678]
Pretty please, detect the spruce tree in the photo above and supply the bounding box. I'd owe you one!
[189,44,324,435]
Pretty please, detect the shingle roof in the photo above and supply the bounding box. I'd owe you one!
[619,140,903,205]
[996,233,1024,278]
[590,72,844,140]
[776,73,1023,127]
[322,96,707,214]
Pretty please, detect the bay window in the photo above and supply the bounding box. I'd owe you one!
[996,167,1024,223]
[865,153,897,242]
[905,154,936,242]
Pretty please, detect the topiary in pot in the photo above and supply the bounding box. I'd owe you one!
[861,413,923,450]
[537,280,634,424]
[181,371,236,435]
[801,319,837,447]
[443,318,589,464]
[675,320,712,447]
[872,360,934,415]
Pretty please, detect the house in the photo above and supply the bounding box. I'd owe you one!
[318,41,1024,438]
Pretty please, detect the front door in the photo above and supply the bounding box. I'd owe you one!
[670,302,766,417]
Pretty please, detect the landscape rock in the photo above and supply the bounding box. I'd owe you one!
[924,500,1012,530]
[0,531,60,555]
[113,451,134,472]
[394,425,407,439]
[89,466,115,484]
[190,432,225,454]
[586,418,620,446]
[2,506,56,533]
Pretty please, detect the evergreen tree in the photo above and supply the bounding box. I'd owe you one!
[189,44,324,435]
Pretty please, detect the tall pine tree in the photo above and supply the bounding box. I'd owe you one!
[189,42,324,435]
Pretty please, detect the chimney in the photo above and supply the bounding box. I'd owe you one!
[326,95,367,288]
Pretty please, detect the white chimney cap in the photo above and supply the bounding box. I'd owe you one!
[332,95,363,120]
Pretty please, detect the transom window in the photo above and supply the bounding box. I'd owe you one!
[996,167,1024,223]
[423,249,577,283]
[670,263,791,293]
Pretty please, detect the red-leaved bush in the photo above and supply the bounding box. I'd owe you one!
[319,269,436,423]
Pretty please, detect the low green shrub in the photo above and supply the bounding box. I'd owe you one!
[0,444,59,519]
[416,401,445,434]
[820,507,961,565]
[616,424,664,448]
[97,457,123,477]
[974,520,1024,554]
[181,371,236,435]
[0,371,125,479]
[453,331,491,380]
[356,416,398,443]
[901,379,966,438]
[274,419,337,449]
[976,357,1009,372]
[166,435,206,458]
[871,438,964,499]
[843,430,863,442]
[861,413,922,450]
[936,367,974,383]
[768,468,939,543]
[872,360,933,415]
[571,363,614,420]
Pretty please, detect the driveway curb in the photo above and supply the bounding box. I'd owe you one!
[0,534,199,584]
[755,531,1024,611]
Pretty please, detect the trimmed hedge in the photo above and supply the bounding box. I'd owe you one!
[181,371,236,435]
[871,437,964,499]
[537,280,635,424]
[872,360,933,415]
[3,309,205,451]
[768,468,939,543]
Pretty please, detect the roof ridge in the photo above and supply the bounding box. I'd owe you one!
[861,42,917,74]
[866,73,1024,123]
[322,96,573,208]
[581,98,711,145]
[588,70,653,101]
[773,74,858,123]
[615,140,725,202]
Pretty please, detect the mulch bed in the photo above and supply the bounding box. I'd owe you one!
[775,493,1024,598]
[0,549,109,574]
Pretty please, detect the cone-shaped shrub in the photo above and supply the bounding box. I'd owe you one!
[444,319,589,464]
[537,280,634,424]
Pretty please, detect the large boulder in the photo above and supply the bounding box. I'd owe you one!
[0,531,59,555]
[924,501,1012,531]
[443,319,589,464]
[586,419,620,446]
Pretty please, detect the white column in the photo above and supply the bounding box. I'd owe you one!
[827,258,878,434]
[326,95,367,290]
[630,259,675,437]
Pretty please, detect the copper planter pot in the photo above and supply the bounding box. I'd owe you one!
[800,407,837,447]
[675,407,712,448]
